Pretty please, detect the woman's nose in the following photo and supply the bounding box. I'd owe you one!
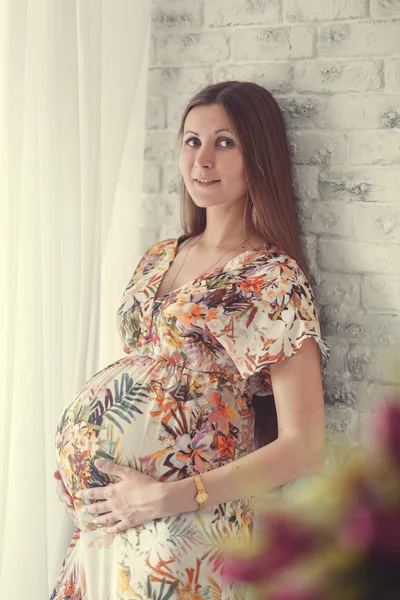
[194,146,215,168]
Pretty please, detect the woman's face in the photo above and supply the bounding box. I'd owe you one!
[179,104,248,210]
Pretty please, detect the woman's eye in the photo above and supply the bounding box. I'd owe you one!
[219,138,234,147]
[185,138,200,147]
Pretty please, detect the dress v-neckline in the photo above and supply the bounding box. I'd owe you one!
[153,234,271,304]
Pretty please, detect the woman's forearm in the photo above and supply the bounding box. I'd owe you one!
[161,437,323,518]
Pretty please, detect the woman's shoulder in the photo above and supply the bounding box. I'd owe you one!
[246,243,304,282]
[131,237,175,278]
[144,236,178,260]
[145,237,177,256]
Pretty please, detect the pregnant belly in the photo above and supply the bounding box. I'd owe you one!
[55,355,171,504]
[55,353,251,529]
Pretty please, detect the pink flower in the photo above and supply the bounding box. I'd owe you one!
[224,514,320,583]
[340,501,400,561]
[339,502,376,550]
[259,514,320,576]
[338,477,400,561]
[376,400,400,472]
[223,549,270,582]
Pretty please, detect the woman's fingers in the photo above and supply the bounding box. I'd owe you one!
[55,474,74,507]
[54,470,79,526]
[56,480,73,504]
[62,493,74,507]
[64,505,76,519]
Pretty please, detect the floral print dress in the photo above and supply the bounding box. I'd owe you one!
[51,234,330,600]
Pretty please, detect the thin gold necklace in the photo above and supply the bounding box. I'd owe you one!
[165,231,257,295]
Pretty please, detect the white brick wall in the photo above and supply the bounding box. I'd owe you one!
[144,0,400,449]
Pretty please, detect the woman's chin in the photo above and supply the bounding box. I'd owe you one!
[189,195,228,209]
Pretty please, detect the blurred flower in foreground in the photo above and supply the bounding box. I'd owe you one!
[377,399,400,474]
[223,379,400,600]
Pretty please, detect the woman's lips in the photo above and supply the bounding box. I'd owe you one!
[194,180,221,187]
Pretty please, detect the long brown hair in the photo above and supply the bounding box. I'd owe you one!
[176,80,309,278]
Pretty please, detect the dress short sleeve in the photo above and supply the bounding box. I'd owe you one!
[205,257,330,386]
[123,240,167,291]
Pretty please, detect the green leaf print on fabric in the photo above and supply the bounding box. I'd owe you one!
[89,372,146,429]
[166,515,202,554]
[151,576,179,600]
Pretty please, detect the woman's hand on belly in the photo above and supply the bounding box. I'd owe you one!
[75,459,168,534]
[54,469,80,528]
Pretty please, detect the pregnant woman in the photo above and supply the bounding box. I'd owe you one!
[51,80,330,600]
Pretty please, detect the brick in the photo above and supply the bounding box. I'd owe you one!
[300,234,318,272]
[357,412,377,446]
[156,31,230,65]
[313,272,361,307]
[354,204,400,242]
[278,95,328,129]
[205,0,281,27]
[293,165,320,200]
[159,223,183,242]
[290,25,316,59]
[324,376,361,409]
[233,26,315,61]
[146,97,167,130]
[318,167,400,203]
[307,266,324,290]
[325,95,400,129]
[333,379,400,413]
[214,63,294,94]
[319,20,400,57]
[325,406,359,443]
[371,0,400,17]
[386,58,400,92]
[323,338,351,377]
[298,200,354,236]
[163,165,182,195]
[138,226,163,254]
[143,162,162,194]
[144,130,178,164]
[320,305,400,346]
[140,193,180,227]
[284,0,368,21]
[167,96,192,130]
[349,131,400,165]
[348,345,400,383]
[148,66,213,96]
[282,93,400,131]
[318,238,400,274]
[288,132,346,165]
[361,274,400,311]
[151,0,203,29]
[294,59,383,93]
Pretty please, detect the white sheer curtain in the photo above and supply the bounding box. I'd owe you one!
[0,1,151,596]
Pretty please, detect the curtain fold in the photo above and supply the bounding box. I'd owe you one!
[0,1,151,596]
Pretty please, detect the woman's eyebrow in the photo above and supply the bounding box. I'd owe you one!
[184,128,234,136]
